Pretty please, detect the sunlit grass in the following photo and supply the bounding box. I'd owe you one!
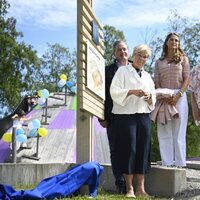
[15,186,168,200]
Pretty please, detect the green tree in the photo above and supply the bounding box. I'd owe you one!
[103,25,126,65]
[38,43,77,92]
[0,0,39,116]
[166,10,200,68]
[149,10,200,70]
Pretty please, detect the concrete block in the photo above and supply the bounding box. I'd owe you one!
[0,163,72,186]
[186,161,200,170]
[0,163,187,198]
[145,165,187,197]
[99,163,115,192]
[99,164,187,198]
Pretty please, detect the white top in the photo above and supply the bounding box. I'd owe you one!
[110,64,156,114]
[13,119,23,128]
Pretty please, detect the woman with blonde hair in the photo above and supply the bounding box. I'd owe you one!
[110,44,156,198]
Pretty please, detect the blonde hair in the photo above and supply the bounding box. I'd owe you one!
[132,44,151,57]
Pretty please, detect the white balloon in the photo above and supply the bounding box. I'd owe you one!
[38,97,46,106]
[58,79,66,88]
[28,121,34,130]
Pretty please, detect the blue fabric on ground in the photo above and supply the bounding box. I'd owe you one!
[0,162,104,199]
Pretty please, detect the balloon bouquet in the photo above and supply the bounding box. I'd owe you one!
[2,118,48,160]
[2,119,48,143]
[27,119,48,138]
[37,89,50,108]
[24,119,48,160]
[58,74,77,94]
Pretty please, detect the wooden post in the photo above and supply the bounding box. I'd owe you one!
[76,110,93,162]
[76,0,104,164]
[12,126,17,163]
[77,0,93,163]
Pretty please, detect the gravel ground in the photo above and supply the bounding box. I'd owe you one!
[173,168,200,199]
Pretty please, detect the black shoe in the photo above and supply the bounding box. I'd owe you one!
[116,185,126,194]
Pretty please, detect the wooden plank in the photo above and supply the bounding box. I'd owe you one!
[80,33,104,56]
[81,95,104,110]
[82,6,104,40]
[77,86,104,105]
[79,50,86,61]
[82,90,104,105]
[82,103,104,119]
[79,42,86,52]
[81,15,92,34]
[81,0,103,29]
[80,23,92,40]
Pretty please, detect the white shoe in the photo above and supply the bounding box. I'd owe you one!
[16,142,21,150]
[21,143,27,148]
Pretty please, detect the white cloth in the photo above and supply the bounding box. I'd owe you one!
[110,64,156,114]
[157,92,188,167]
[12,119,26,150]
[13,119,23,128]
[150,88,179,124]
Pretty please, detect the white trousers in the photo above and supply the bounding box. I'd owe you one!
[157,92,188,167]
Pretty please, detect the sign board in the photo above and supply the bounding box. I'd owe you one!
[86,40,105,100]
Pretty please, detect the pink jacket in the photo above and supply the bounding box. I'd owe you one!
[150,88,179,124]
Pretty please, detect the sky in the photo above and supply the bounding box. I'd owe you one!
[7,0,200,57]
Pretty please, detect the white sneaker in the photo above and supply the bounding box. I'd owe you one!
[21,143,27,148]
[16,142,21,150]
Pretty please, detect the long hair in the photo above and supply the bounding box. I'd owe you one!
[159,32,185,63]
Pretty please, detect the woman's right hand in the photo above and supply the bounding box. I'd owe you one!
[128,89,146,97]
[99,120,107,128]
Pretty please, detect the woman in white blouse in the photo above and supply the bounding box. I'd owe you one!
[110,44,156,198]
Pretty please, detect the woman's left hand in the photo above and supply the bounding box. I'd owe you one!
[166,95,179,105]
[143,93,152,105]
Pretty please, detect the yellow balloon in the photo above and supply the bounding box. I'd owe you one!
[2,132,12,143]
[38,90,42,97]
[60,74,67,81]
[38,127,48,137]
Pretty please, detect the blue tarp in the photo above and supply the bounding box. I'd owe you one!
[0,162,104,199]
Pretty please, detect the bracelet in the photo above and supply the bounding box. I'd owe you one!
[178,90,183,97]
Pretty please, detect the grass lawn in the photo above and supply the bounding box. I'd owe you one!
[15,186,168,200]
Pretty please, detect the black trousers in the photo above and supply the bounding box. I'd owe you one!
[107,119,125,186]
[114,113,151,174]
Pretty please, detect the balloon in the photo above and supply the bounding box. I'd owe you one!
[66,81,73,88]
[28,128,38,138]
[28,121,35,130]
[71,86,77,93]
[2,132,12,143]
[16,128,24,135]
[60,74,67,81]
[32,119,41,129]
[38,97,46,106]
[41,89,49,99]
[38,90,42,97]
[58,79,66,88]
[16,134,27,143]
[38,127,48,137]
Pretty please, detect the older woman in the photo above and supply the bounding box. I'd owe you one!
[110,44,156,198]
[154,32,190,167]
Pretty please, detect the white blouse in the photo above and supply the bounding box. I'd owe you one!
[110,64,156,114]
